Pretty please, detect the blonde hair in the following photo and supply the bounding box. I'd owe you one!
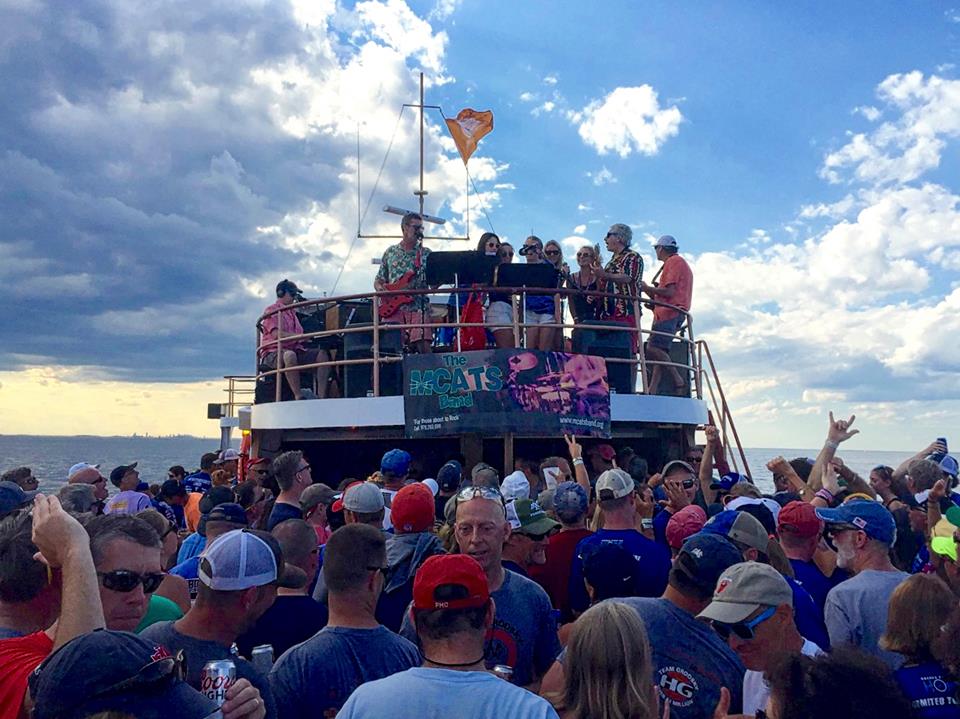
[210,469,231,487]
[544,239,563,267]
[881,573,955,658]
[554,601,657,719]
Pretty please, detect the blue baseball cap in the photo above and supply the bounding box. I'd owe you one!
[940,455,959,479]
[710,472,747,492]
[816,499,896,545]
[437,461,463,492]
[554,481,588,520]
[381,449,412,475]
[675,533,743,594]
[0,481,36,514]
[29,629,217,719]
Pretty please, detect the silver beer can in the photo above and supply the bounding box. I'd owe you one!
[251,644,274,675]
[200,659,236,707]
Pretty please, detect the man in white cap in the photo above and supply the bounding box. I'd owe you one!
[641,235,693,395]
[217,448,241,482]
[698,562,822,716]
[141,528,307,717]
[67,463,108,509]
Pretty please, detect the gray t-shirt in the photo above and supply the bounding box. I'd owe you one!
[825,568,909,670]
[269,625,421,719]
[400,569,560,688]
[139,620,276,718]
[574,597,745,718]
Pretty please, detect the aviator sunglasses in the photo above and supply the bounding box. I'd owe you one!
[98,570,165,594]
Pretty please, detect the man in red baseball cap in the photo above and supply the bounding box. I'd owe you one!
[377,484,444,631]
[777,501,846,614]
[339,555,558,719]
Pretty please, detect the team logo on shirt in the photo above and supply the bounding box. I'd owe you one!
[658,666,699,707]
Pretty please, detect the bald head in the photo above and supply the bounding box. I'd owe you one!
[69,467,101,485]
[271,519,317,568]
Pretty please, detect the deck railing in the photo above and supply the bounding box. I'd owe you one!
[255,285,699,402]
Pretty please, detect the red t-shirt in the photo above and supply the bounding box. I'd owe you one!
[653,254,693,322]
[529,528,593,621]
[0,631,53,719]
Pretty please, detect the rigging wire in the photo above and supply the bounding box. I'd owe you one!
[330,106,406,296]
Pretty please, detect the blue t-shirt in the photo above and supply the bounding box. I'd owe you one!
[183,471,212,494]
[787,576,830,650]
[169,556,201,601]
[140,620,276,718]
[653,508,672,546]
[150,498,177,524]
[339,667,559,719]
[177,532,206,565]
[606,597,744,718]
[269,625,421,719]
[266,501,303,531]
[400,569,561,688]
[895,661,960,718]
[788,558,847,616]
[568,529,671,615]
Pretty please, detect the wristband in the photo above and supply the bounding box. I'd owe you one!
[572,458,584,466]
[816,488,834,503]
[824,440,839,450]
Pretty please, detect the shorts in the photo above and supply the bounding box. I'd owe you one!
[648,314,684,350]
[260,347,323,369]
[606,315,639,354]
[381,306,430,344]
[486,301,514,331]
[524,309,555,326]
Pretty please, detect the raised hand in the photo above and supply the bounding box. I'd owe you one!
[822,463,842,496]
[766,456,791,475]
[931,478,948,503]
[31,495,90,569]
[563,434,583,460]
[704,425,720,445]
[827,411,859,444]
[664,477,690,513]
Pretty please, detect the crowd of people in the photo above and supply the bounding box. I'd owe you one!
[260,214,694,400]
[1,414,958,717]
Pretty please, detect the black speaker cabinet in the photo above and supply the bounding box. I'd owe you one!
[572,322,633,394]
[343,326,403,397]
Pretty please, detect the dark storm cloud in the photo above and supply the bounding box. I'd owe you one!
[0,0,354,380]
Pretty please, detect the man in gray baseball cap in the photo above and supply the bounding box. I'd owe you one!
[698,562,822,716]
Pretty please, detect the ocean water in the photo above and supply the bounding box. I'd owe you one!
[0,434,912,497]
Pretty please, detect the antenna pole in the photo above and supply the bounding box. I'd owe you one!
[418,72,425,217]
[356,123,361,236]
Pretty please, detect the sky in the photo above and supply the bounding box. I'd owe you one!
[1,0,958,449]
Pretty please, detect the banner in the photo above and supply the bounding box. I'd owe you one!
[444,109,494,164]
[404,349,611,438]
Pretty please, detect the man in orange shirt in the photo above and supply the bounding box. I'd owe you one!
[641,235,693,395]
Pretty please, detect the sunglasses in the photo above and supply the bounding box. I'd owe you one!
[296,464,311,475]
[712,605,777,641]
[605,232,622,239]
[486,241,500,248]
[98,570,165,594]
[499,251,514,257]
[456,486,505,504]
[544,250,560,256]
[576,252,594,258]
[681,479,696,490]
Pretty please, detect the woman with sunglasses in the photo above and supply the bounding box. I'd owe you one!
[543,240,569,350]
[567,244,603,326]
[487,241,517,348]
[520,235,561,351]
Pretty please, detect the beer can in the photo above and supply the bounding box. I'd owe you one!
[251,644,274,675]
[200,659,236,707]
[492,664,513,682]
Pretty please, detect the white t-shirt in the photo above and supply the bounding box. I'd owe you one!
[381,488,399,530]
[104,490,152,515]
[742,638,822,716]
[338,667,559,719]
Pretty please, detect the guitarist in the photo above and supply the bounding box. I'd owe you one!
[374,212,433,354]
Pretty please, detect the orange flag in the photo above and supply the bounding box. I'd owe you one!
[445,109,494,164]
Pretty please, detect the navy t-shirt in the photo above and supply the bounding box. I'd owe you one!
[568,529,671,615]
[787,576,830,650]
[140,620,276,718]
[269,625,421,719]
[400,569,561,688]
[562,597,745,719]
[789,558,847,616]
[236,595,328,660]
[266,502,303,531]
[895,661,960,718]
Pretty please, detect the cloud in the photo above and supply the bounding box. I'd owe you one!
[428,0,461,21]
[572,85,683,157]
[820,72,960,185]
[531,101,555,117]
[586,166,617,186]
[543,74,558,85]
[0,0,505,381]
[573,224,586,235]
[519,91,535,102]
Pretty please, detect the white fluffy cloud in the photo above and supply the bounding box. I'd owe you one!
[572,85,683,158]
[821,72,960,185]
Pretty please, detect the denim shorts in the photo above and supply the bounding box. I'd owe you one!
[649,315,683,350]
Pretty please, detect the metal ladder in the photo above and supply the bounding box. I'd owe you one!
[695,340,752,479]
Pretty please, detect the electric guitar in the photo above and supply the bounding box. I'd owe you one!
[643,266,664,311]
[378,241,423,319]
